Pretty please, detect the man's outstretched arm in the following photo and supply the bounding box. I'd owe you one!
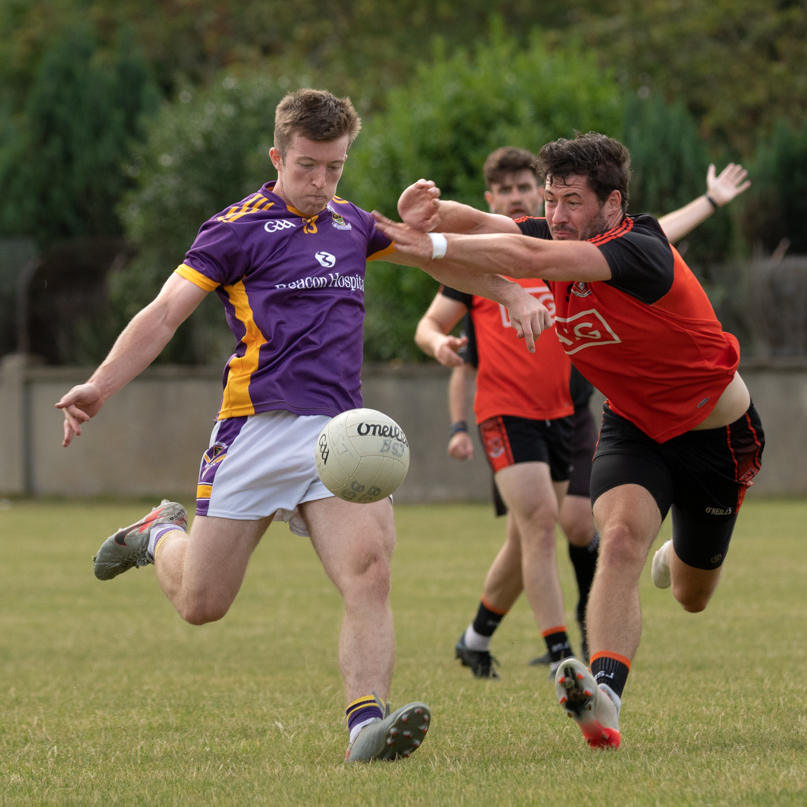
[397,179,521,236]
[384,245,552,353]
[56,273,208,447]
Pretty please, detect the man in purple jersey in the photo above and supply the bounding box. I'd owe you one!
[56,89,547,763]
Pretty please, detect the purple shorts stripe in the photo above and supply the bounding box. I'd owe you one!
[196,416,248,516]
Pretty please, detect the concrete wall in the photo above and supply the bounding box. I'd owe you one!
[1,355,802,501]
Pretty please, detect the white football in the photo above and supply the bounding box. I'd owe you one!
[315,408,410,503]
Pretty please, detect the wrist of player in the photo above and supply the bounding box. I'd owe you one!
[428,232,448,259]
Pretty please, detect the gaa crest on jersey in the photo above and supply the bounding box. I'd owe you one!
[571,281,592,298]
[330,208,352,231]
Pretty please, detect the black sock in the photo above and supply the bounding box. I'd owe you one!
[471,599,506,638]
[591,654,630,699]
[543,628,573,663]
[568,531,600,625]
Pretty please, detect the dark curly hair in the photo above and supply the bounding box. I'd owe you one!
[536,132,631,213]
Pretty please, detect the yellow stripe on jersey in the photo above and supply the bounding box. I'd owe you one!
[217,194,274,223]
[331,195,350,205]
[218,279,269,418]
[196,483,213,500]
[369,243,396,262]
[175,264,220,291]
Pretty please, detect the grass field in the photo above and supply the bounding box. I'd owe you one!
[0,497,805,806]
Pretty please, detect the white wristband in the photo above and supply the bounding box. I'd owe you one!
[428,232,448,260]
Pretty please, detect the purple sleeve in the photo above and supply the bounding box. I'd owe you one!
[183,219,248,287]
[354,206,393,259]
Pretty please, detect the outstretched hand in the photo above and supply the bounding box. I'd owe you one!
[707,163,750,207]
[55,382,104,447]
[372,210,435,261]
[397,179,441,232]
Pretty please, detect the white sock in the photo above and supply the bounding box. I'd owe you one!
[464,625,491,651]
[147,523,184,561]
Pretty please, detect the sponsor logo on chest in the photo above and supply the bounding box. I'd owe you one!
[555,308,622,354]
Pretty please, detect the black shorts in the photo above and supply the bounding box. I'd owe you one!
[567,405,598,498]
[481,414,574,517]
[590,402,764,570]
[479,414,574,480]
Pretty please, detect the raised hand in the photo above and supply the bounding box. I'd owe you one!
[397,179,441,232]
[707,163,750,207]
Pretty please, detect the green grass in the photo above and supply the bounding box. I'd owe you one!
[0,498,805,805]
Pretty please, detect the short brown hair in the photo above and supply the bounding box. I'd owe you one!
[273,89,361,157]
[536,132,631,213]
[483,147,539,190]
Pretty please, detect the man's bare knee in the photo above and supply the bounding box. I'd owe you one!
[673,585,713,613]
[599,523,647,569]
[177,597,231,626]
[344,553,391,605]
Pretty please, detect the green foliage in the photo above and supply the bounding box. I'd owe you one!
[0,0,591,107]
[571,0,807,157]
[115,74,291,364]
[342,25,626,361]
[742,115,807,256]
[0,22,158,247]
[623,92,738,266]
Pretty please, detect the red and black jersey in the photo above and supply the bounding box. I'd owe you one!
[516,215,740,442]
[440,279,573,424]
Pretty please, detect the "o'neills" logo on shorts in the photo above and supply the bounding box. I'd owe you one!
[705,506,733,515]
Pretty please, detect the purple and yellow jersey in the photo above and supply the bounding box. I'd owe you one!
[176,181,394,420]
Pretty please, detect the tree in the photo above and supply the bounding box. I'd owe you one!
[570,0,807,157]
[742,115,807,256]
[622,92,739,267]
[0,23,158,246]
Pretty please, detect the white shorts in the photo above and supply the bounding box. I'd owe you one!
[196,410,333,536]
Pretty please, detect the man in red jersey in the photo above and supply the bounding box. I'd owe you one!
[375,132,764,750]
